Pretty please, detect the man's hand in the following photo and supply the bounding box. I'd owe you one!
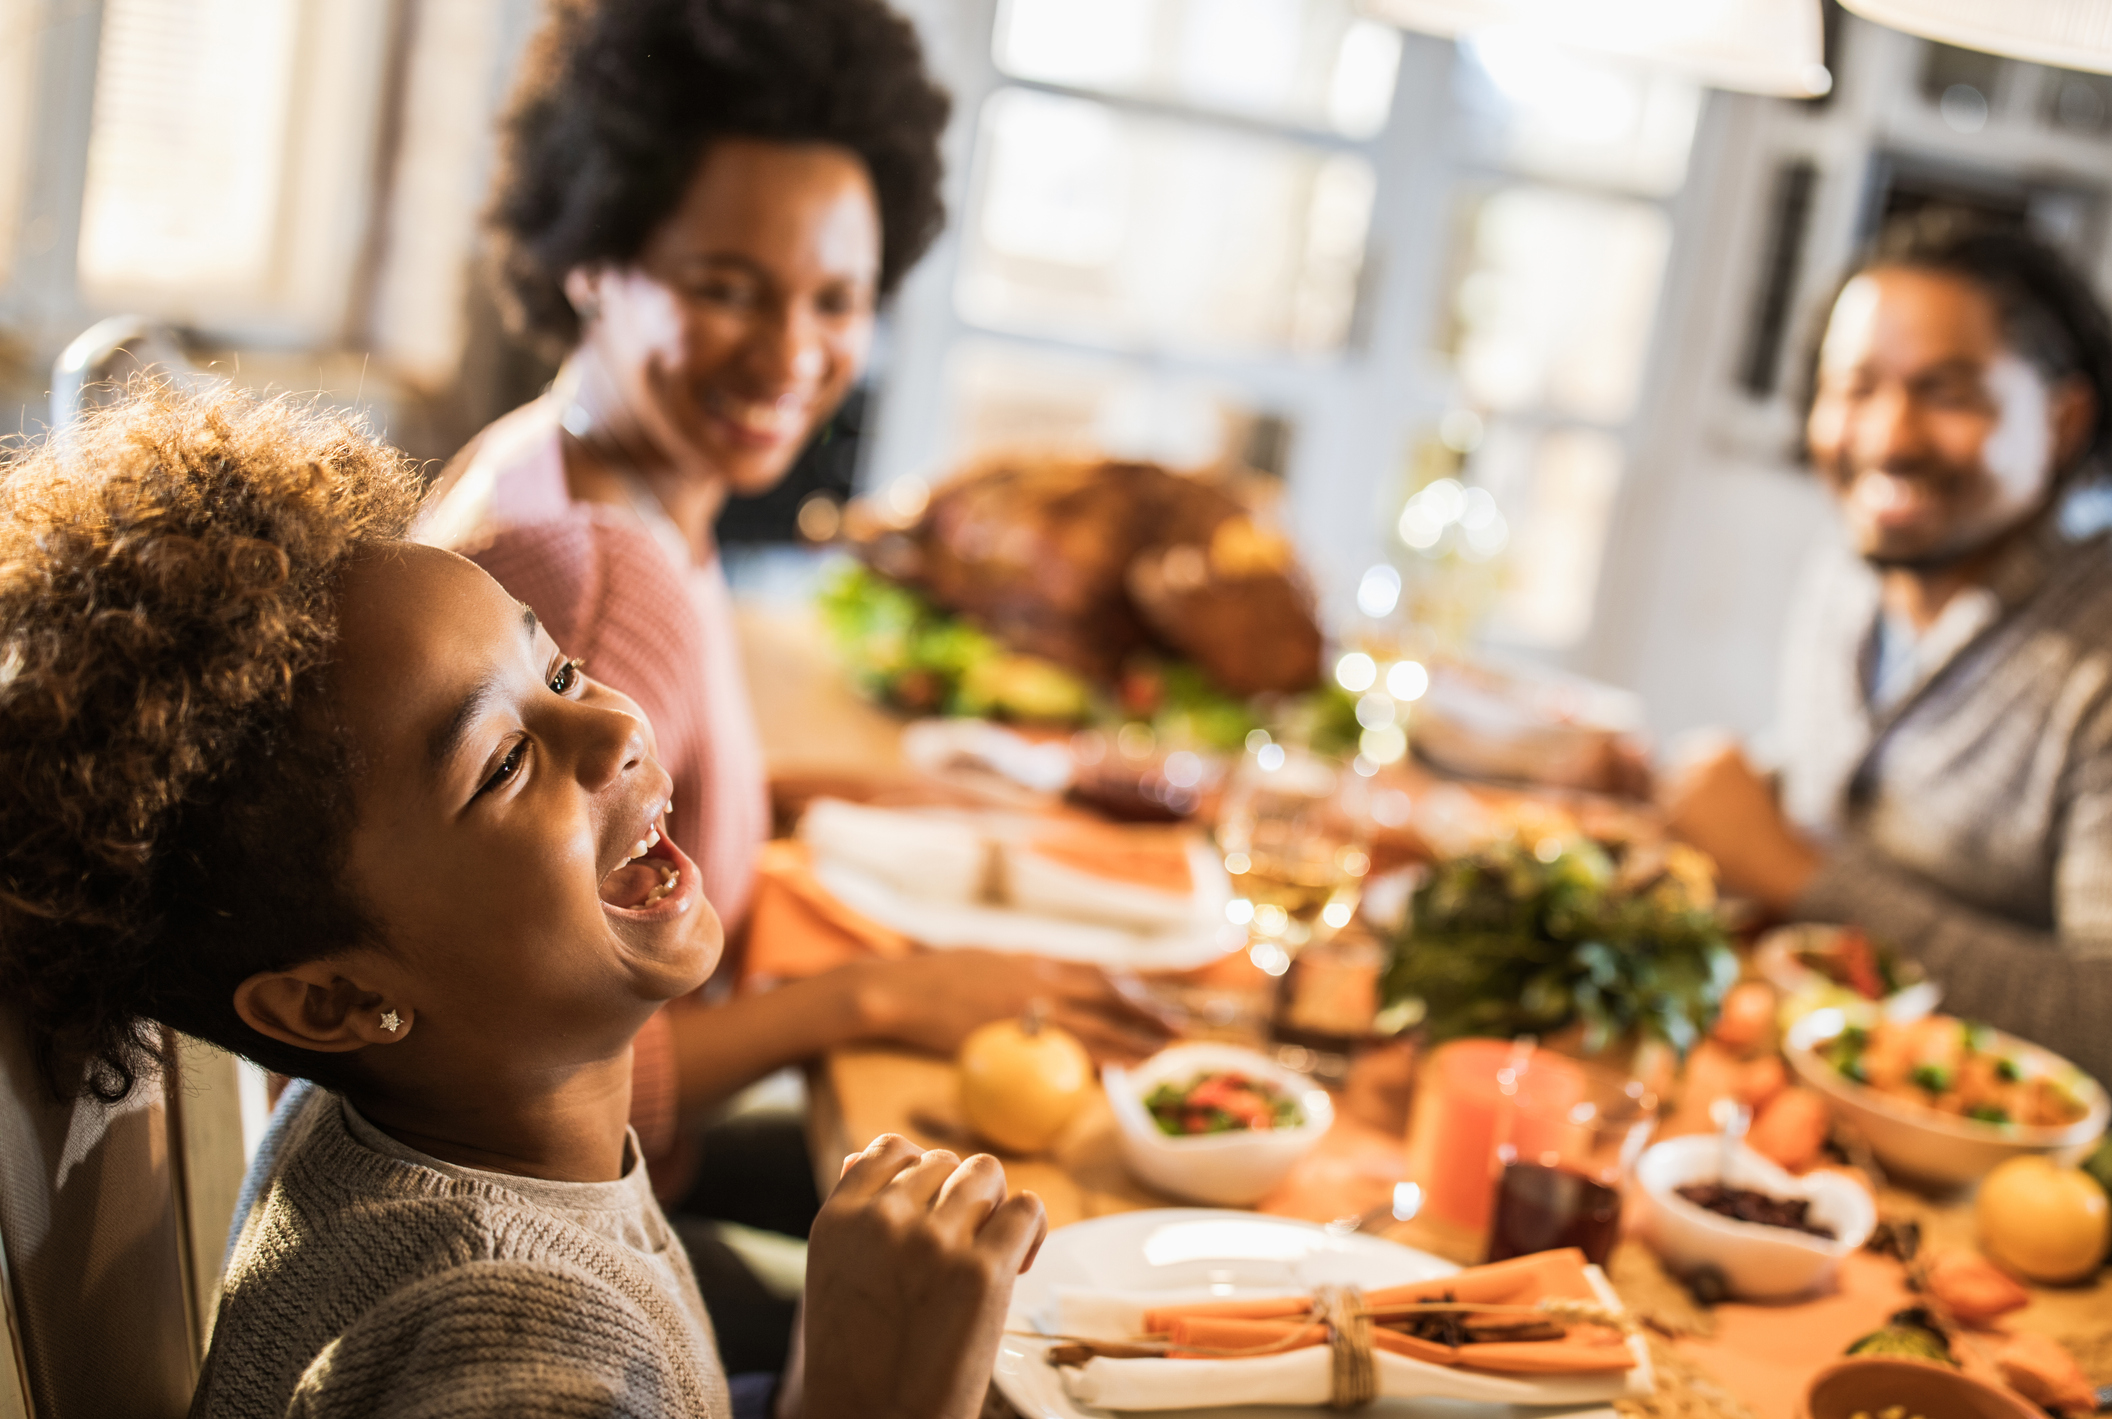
[849,950,1178,1064]
[1660,737,1822,913]
[801,1135,1047,1419]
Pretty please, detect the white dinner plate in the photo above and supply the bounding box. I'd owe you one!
[994,1209,1625,1419]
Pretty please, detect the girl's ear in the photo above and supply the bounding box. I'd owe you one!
[234,961,413,1052]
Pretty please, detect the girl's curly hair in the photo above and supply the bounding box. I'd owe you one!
[0,384,422,1099]
[487,0,952,355]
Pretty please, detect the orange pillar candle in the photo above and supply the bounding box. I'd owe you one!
[1406,1040,1590,1234]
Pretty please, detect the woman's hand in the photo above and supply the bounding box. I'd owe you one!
[849,950,1178,1064]
[663,951,1177,1122]
[801,1135,1047,1419]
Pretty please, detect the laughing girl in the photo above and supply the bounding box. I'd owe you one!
[0,385,1042,1417]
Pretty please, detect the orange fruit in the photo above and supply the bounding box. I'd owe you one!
[1976,1155,2109,1284]
[958,1017,1094,1155]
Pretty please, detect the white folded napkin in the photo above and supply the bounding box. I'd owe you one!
[1044,1272,1653,1412]
[796,798,988,903]
[1060,1347,1646,1410]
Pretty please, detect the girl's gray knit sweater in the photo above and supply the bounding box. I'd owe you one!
[190,1083,730,1418]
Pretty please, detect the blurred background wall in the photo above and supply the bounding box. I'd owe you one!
[3,0,2110,742]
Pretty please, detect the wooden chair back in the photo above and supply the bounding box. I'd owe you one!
[0,1009,251,1418]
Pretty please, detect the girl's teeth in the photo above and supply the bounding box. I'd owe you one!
[640,862,681,905]
[625,827,665,866]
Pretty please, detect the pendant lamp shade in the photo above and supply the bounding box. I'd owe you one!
[1839,0,2112,74]
[1358,0,1833,96]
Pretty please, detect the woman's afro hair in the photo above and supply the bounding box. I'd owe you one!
[0,383,422,1099]
[488,0,952,354]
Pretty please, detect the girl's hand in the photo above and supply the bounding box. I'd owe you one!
[801,1134,1047,1419]
[849,950,1177,1064]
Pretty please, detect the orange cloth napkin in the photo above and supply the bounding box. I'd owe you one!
[1023,822,1194,893]
[1140,1250,1635,1376]
[743,839,916,985]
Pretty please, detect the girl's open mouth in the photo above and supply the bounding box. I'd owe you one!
[598,807,697,917]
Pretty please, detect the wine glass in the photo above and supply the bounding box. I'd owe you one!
[1215,742,1371,978]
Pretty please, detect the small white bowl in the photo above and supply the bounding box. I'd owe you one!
[1633,1136,1875,1300]
[1104,1043,1333,1206]
[1784,1010,2110,1188]
[1753,924,1941,1025]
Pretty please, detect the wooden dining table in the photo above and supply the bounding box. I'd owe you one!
[734,601,2112,1419]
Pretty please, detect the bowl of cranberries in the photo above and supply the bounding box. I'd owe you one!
[1634,1134,1876,1300]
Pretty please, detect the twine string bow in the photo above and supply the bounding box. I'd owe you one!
[1313,1284,1377,1410]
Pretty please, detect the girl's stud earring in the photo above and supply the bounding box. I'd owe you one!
[380,1010,403,1034]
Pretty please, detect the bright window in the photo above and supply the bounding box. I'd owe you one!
[922,0,1401,486]
[1410,42,1695,651]
[942,337,1278,474]
[76,0,302,301]
[65,0,388,342]
[958,88,1376,357]
[1473,424,1626,646]
[992,0,1403,138]
[0,0,36,286]
[1455,34,1700,197]
[1448,186,1671,423]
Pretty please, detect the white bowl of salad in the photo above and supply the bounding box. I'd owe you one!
[1104,1042,1334,1205]
[1785,1010,2108,1187]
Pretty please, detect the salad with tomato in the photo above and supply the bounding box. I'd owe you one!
[1145,1071,1304,1136]
[1794,927,1917,1001]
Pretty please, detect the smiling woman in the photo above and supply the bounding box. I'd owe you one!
[0,385,1048,1419]
[423,0,956,934]
[418,9,1173,1364]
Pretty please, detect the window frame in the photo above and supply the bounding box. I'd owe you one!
[0,0,395,365]
[862,0,1468,637]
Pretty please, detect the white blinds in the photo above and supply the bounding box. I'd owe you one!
[0,0,38,284]
[75,0,300,300]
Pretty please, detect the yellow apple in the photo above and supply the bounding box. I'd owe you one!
[958,1017,1094,1155]
[1976,1155,2110,1285]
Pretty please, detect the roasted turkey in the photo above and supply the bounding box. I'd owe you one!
[861,455,1323,697]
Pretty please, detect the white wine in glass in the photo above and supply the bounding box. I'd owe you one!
[1216,745,1370,976]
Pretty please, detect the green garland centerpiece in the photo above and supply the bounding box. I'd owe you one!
[1380,836,1737,1054]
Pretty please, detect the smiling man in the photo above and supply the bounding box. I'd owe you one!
[1666,216,2112,1086]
